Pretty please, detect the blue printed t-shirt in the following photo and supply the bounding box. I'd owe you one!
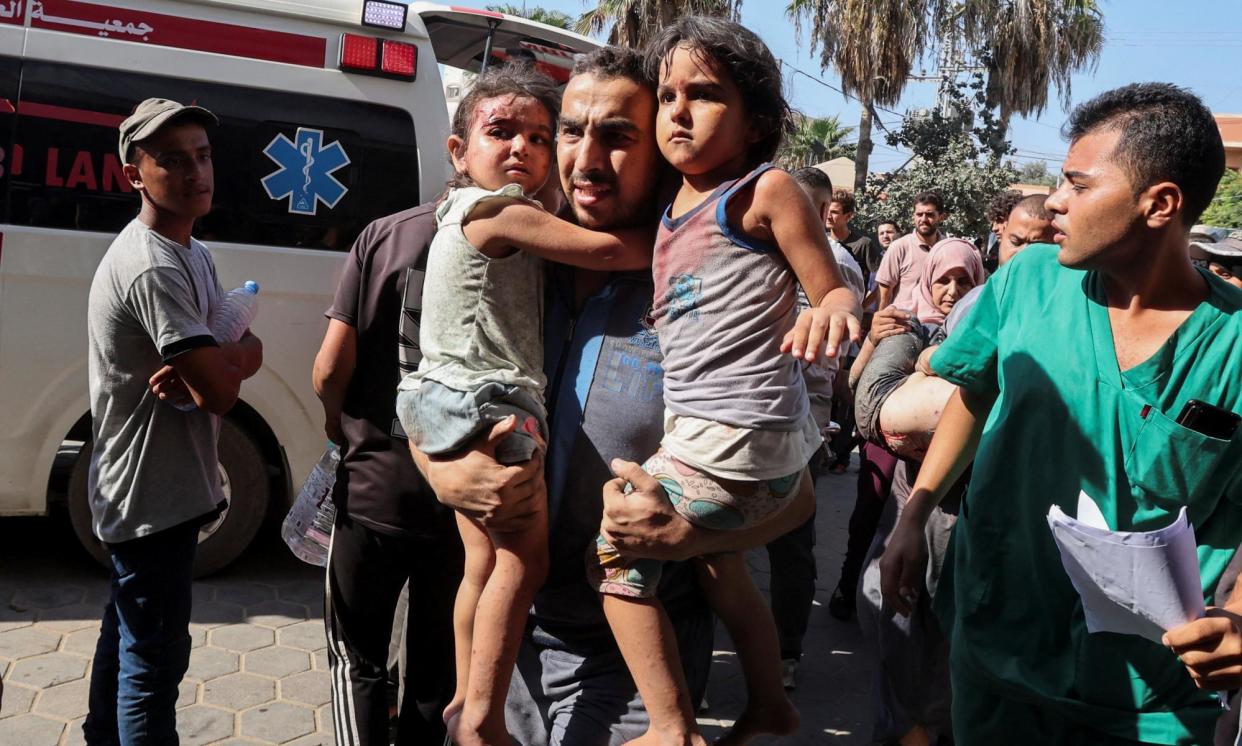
[531,265,705,649]
[930,244,1242,744]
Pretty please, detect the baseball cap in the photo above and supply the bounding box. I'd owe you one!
[1190,224,1226,243]
[1191,228,1242,270]
[118,98,218,162]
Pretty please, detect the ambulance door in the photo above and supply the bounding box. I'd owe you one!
[413,3,598,84]
[0,2,39,514]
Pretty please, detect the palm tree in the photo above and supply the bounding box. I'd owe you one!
[786,0,935,194]
[487,4,576,29]
[576,0,741,48]
[787,0,1103,193]
[956,0,1104,135]
[778,114,856,169]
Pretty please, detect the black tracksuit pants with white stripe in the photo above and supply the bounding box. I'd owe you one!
[325,513,463,745]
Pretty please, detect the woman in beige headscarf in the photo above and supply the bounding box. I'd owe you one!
[851,239,986,459]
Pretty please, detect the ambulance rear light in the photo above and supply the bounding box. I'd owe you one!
[339,34,416,81]
[381,40,417,77]
[362,1,408,31]
[339,33,378,71]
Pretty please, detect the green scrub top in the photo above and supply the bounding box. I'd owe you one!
[930,244,1242,744]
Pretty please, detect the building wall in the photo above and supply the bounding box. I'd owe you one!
[1217,114,1242,172]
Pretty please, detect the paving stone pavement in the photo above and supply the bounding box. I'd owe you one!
[0,456,873,745]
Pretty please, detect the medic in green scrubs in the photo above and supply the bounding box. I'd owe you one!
[880,83,1242,745]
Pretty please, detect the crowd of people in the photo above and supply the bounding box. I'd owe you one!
[66,12,1242,746]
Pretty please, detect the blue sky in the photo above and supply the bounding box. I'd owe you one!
[452,0,1242,173]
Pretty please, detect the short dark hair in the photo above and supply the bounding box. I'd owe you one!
[572,46,652,87]
[987,189,1024,224]
[830,189,856,214]
[1065,82,1225,226]
[913,191,944,213]
[1013,194,1052,222]
[447,64,560,190]
[791,166,832,192]
[646,16,794,166]
[878,220,900,231]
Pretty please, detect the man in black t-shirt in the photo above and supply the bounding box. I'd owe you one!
[826,189,882,288]
[312,206,466,745]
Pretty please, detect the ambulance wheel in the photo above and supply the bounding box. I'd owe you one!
[66,419,270,578]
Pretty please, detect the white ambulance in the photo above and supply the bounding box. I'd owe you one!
[0,0,596,574]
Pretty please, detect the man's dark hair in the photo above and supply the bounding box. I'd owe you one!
[572,46,652,87]
[447,64,560,190]
[913,190,945,213]
[646,16,794,166]
[831,189,856,214]
[878,220,901,232]
[1065,82,1225,226]
[791,166,832,192]
[1013,194,1052,222]
[987,189,1024,224]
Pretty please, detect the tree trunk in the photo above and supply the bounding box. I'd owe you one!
[854,102,873,195]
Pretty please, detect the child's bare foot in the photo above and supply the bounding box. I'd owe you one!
[624,730,709,746]
[713,698,799,746]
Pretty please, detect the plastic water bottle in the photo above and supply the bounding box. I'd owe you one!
[171,281,261,411]
[280,444,339,567]
[209,280,260,344]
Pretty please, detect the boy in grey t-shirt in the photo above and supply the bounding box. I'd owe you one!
[88,217,226,541]
[83,99,263,745]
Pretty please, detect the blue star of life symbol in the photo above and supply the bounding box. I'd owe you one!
[261,127,351,216]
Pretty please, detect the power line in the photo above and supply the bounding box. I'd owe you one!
[1012,146,1066,157]
[777,59,907,119]
[1026,119,1064,132]
[1108,30,1242,36]
[778,59,1070,166]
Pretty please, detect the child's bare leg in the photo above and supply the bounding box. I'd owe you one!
[454,500,548,746]
[445,513,495,729]
[600,594,707,746]
[697,551,799,746]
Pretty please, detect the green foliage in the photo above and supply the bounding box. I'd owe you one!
[576,0,740,48]
[856,76,1018,240]
[1017,160,1058,187]
[777,114,856,169]
[959,1,1105,122]
[1201,169,1242,230]
[785,0,1104,190]
[486,4,575,28]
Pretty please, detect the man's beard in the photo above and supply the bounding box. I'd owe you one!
[567,174,650,229]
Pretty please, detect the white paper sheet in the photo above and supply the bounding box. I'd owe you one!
[1046,491,1205,643]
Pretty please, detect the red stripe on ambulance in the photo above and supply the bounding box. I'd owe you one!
[18,101,124,128]
[449,6,504,18]
[31,0,326,68]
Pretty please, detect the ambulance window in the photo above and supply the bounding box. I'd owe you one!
[10,62,419,250]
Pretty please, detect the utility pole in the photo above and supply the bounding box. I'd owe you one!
[908,23,985,119]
